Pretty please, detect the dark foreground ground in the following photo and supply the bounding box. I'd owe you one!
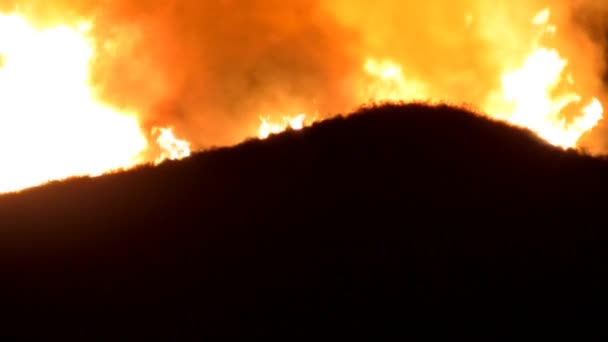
[0,103,607,338]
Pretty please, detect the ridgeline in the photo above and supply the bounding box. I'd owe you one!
[0,103,606,338]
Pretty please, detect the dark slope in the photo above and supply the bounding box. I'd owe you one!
[0,103,607,338]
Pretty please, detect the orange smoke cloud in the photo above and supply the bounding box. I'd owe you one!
[75,0,358,148]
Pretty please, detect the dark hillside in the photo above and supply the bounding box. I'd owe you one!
[0,103,607,338]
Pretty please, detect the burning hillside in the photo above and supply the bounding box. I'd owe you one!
[0,13,190,193]
[1,103,608,338]
[1,1,608,193]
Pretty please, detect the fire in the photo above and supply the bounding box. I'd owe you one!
[487,8,603,149]
[258,8,603,148]
[358,8,603,149]
[0,12,194,194]
[1,3,606,194]
[362,59,427,103]
[0,14,149,193]
[258,113,311,139]
[153,127,191,164]
[533,8,552,26]
[493,47,601,148]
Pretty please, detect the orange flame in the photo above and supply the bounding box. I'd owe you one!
[362,59,428,103]
[358,8,603,149]
[1,5,606,194]
[259,8,603,147]
[0,13,194,193]
[258,113,311,139]
[153,127,191,164]
[487,8,603,148]
[0,14,149,193]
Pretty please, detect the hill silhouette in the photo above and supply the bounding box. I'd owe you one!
[0,103,607,338]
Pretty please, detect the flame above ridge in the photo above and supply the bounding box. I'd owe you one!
[0,2,606,193]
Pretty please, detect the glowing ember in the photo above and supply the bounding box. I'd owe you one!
[0,14,148,193]
[153,127,191,164]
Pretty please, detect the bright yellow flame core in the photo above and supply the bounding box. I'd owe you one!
[258,113,310,139]
[359,8,603,149]
[363,59,427,103]
[153,127,191,164]
[1,7,605,193]
[259,9,603,148]
[494,47,602,148]
[0,14,148,193]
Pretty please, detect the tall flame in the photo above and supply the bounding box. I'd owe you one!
[0,14,149,193]
[492,47,601,148]
[153,127,191,164]
[0,4,606,194]
[0,13,193,193]
[486,8,603,148]
[356,8,603,149]
[258,113,310,139]
[258,9,603,148]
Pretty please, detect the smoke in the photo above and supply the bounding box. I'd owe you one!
[2,0,608,151]
[326,0,608,116]
[85,1,362,147]
[0,0,360,148]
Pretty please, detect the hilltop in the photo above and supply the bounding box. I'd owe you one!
[0,103,607,338]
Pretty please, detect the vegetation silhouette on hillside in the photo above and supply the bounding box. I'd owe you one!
[0,103,606,338]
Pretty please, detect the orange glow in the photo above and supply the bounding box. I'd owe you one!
[0,14,149,193]
[358,8,603,149]
[259,8,604,147]
[362,59,428,103]
[492,47,601,148]
[258,113,311,139]
[487,8,603,149]
[2,3,607,193]
[153,127,191,164]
